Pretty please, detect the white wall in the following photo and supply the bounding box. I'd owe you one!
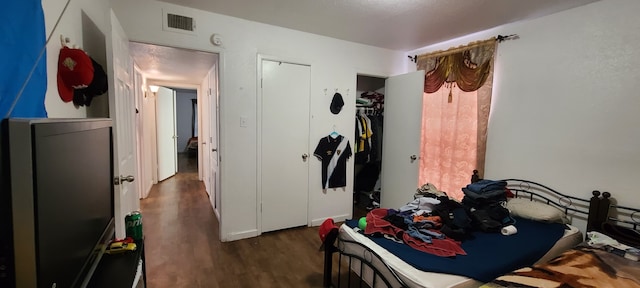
[111,0,405,241]
[43,0,111,118]
[406,0,640,221]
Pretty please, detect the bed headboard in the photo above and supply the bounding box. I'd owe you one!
[469,171,592,219]
[587,191,640,246]
[499,179,591,218]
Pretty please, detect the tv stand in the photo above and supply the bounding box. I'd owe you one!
[88,240,146,288]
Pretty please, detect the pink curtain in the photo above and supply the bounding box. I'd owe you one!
[419,85,478,200]
[416,39,495,200]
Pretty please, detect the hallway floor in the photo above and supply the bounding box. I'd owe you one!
[140,172,330,287]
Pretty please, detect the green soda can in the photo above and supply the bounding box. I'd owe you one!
[125,211,143,241]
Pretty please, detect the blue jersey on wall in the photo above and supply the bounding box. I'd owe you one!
[0,0,47,118]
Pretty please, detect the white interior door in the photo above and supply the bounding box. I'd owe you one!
[380,70,425,209]
[133,67,147,199]
[156,86,177,181]
[209,64,220,215]
[261,59,310,232]
[108,10,138,238]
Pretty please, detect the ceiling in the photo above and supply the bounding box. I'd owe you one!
[158,0,599,51]
[132,0,599,85]
[130,42,217,86]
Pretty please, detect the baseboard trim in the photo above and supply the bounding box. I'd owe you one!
[311,214,351,227]
[225,229,259,242]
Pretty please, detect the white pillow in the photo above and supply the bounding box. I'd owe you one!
[506,198,569,224]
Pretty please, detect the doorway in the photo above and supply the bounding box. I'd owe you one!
[175,89,198,174]
[353,75,386,219]
[129,42,221,220]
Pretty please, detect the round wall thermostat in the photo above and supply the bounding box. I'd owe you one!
[211,34,223,46]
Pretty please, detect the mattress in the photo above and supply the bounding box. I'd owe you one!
[338,223,582,288]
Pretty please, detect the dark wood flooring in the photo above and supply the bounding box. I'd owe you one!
[177,152,197,173]
[140,172,334,287]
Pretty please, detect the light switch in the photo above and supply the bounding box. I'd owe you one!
[240,116,248,127]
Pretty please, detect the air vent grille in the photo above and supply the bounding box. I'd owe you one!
[167,13,194,31]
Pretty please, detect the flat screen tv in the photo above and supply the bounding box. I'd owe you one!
[0,118,115,288]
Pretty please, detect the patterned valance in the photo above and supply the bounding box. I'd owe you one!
[417,38,496,93]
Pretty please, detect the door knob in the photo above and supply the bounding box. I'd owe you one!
[410,155,417,163]
[212,148,217,152]
[114,175,135,185]
[302,153,309,161]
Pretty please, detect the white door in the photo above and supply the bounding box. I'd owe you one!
[200,80,210,191]
[261,60,310,232]
[156,86,177,181]
[107,10,139,238]
[380,71,425,209]
[209,64,220,215]
[133,67,147,199]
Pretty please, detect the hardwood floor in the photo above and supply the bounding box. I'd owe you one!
[177,152,197,173]
[140,172,332,287]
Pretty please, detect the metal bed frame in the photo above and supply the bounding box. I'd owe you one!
[321,178,612,288]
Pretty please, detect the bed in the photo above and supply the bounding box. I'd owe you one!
[320,179,592,288]
[185,136,198,156]
[483,191,640,288]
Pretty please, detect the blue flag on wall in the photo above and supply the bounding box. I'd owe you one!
[0,0,48,118]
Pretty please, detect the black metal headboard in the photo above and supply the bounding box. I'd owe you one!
[587,191,640,246]
[498,178,591,218]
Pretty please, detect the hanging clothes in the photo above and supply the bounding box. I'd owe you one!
[355,113,373,164]
[314,135,352,189]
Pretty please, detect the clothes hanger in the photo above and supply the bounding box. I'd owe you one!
[329,125,339,138]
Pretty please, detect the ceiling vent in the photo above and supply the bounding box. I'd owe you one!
[162,9,196,35]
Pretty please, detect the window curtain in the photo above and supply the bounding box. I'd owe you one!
[417,39,495,199]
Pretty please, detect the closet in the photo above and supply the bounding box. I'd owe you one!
[354,71,425,212]
[354,75,386,211]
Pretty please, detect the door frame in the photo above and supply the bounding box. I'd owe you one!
[353,71,389,214]
[134,52,224,239]
[256,54,313,235]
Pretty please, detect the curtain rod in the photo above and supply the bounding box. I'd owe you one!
[407,34,518,63]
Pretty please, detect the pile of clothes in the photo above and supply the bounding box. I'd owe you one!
[360,180,515,257]
[461,180,514,233]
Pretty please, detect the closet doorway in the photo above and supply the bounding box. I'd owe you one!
[354,75,386,216]
[355,71,426,212]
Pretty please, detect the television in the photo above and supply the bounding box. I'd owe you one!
[0,118,115,288]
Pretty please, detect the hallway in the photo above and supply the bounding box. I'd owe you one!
[140,172,329,287]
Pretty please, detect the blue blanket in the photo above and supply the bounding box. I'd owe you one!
[345,217,566,282]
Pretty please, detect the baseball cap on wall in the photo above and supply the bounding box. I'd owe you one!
[330,92,344,114]
[57,47,94,102]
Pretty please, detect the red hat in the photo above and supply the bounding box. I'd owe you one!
[57,47,94,102]
[318,218,338,251]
